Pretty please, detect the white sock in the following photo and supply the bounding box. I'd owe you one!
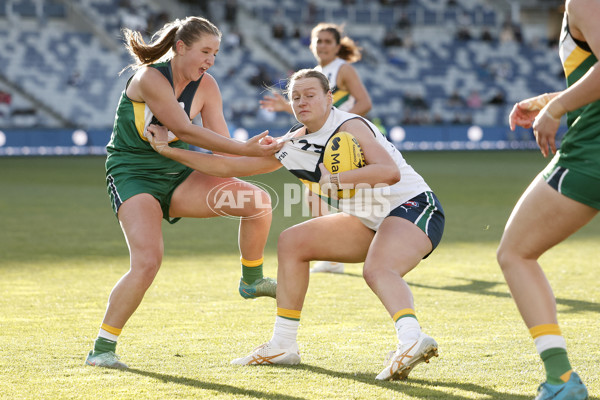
[395,317,421,346]
[97,327,119,342]
[534,335,567,354]
[270,316,299,349]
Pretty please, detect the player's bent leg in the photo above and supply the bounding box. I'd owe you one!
[232,214,373,366]
[170,173,276,299]
[364,217,438,380]
[276,213,373,310]
[87,194,164,369]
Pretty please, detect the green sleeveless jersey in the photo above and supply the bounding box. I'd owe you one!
[106,61,202,174]
[556,13,600,178]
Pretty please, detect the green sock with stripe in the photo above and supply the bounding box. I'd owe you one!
[530,324,572,385]
[241,257,264,284]
[93,323,121,354]
[541,348,572,385]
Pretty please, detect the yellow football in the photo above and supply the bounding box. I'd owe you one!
[323,131,366,198]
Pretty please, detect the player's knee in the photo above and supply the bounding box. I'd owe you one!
[362,263,384,288]
[131,250,162,286]
[496,242,523,271]
[278,226,307,260]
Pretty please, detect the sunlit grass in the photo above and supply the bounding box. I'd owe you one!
[0,153,598,399]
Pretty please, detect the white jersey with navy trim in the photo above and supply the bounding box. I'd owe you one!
[315,58,356,112]
[275,108,431,230]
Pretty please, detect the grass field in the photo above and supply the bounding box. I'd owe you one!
[0,152,598,399]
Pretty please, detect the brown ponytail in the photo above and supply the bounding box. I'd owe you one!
[121,16,221,73]
[310,23,362,64]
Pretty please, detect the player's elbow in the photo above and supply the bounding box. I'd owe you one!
[384,165,400,185]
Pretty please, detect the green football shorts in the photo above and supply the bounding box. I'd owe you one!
[106,167,194,224]
[543,164,600,210]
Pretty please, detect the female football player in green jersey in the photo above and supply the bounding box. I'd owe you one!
[85,16,281,369]
[497,1,600,398]
[260,23,373,274]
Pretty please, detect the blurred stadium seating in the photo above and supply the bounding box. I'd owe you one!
[0,0,566,146]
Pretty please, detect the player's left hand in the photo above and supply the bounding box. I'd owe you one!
[146,124,170,154]
[318,163,338,200]
[532,105,561,158]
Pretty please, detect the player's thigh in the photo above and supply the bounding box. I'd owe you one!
[499,176,597,260]
[118,193,164,260]
[169,171,270,218]
[279,212,375,263]
[365,217,432,277]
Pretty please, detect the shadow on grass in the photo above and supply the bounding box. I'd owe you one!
[289,364,532,400]
[409,277,599,314]
[124,368,306,400]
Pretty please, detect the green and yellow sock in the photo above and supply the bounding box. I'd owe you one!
[241,256,264,284]
[530,324,572,385]
[93,323,122,354]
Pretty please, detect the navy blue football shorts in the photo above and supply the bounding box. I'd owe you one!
[387,191,445,258]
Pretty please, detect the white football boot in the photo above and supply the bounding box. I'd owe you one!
[376,332,438,381]
[231,342,301,365]
[310,261,344,274]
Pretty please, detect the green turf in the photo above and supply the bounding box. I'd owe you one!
[0,153,598,399]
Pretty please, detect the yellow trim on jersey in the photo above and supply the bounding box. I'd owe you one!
[333,90,350,106]
[241,257,264,267]
[393,308,416,322]
[530,324,562,339]
[101,323,122,336]
[563,45,592,78]
[132,100,147,141]
[277,308,301,320]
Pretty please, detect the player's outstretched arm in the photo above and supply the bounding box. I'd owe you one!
[146,124,282,177]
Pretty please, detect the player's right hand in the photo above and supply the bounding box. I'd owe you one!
[259,93,288,112]
[509,93,554,131]
[243,130,284,156]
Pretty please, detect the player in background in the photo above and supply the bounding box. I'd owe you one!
[146,69,444,381]
[260,23,372,274]
[497,0,599,398]
[85,16,281,370]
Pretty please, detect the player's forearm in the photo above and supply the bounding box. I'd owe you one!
[174,124,246,156]
[337,164,400,188]
[162,147,240,177]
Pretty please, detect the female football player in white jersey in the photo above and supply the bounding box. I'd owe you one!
[261,22,373,273]
[146,69,444,381]
[497,0,600,398]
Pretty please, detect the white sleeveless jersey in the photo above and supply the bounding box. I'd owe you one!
[275,108,431,230]
[315,58,356,112]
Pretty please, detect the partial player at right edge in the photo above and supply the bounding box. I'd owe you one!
[497,0,599,399]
